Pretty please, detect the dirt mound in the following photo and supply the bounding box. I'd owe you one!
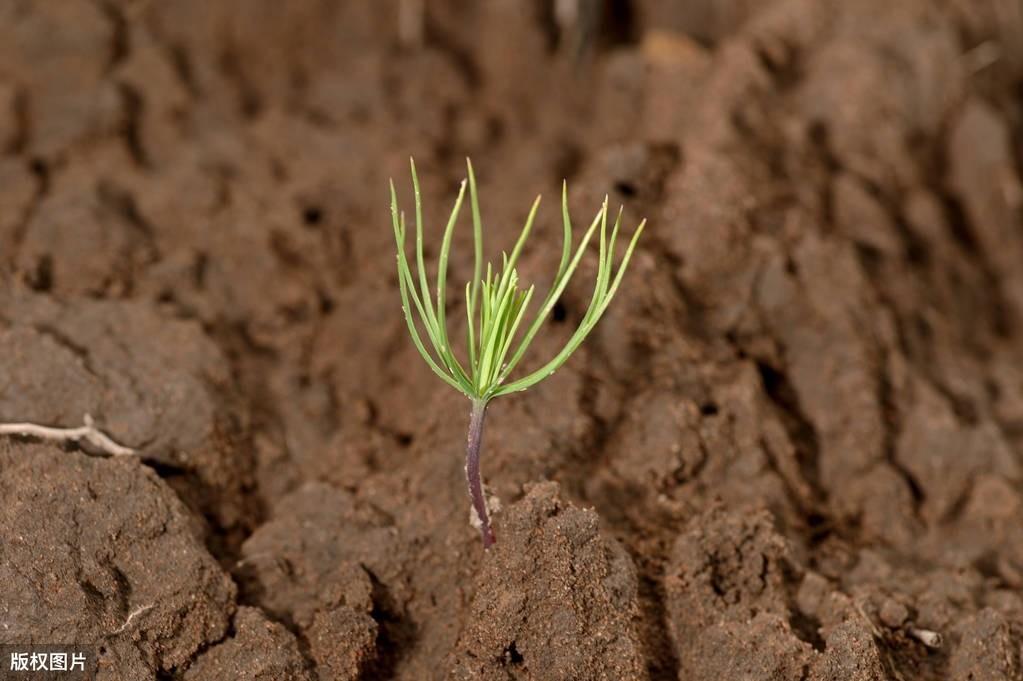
[450,482,646,680]
[237,482,390,679]
[1,0,1022,678]
[665,508,888,680]
[184,607,311,681]
[0,442,235,678]
[0,291,256,545]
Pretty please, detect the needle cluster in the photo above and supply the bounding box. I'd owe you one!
[390,159,644,402]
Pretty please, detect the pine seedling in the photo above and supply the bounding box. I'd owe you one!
[390,158,645,548]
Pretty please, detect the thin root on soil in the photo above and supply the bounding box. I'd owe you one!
[0,414,136,457]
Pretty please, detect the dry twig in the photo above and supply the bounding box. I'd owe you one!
[0,414,135,457]
[112,604,154,634]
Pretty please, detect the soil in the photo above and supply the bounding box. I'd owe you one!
[1,1,1022,679]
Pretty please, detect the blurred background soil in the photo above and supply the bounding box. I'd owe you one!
[1,1,1023,679]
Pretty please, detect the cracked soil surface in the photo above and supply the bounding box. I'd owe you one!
[2,1,1023,679]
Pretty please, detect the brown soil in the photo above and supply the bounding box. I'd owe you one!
[1,1,1023,679]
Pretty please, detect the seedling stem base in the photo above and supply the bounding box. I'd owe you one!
[466,399,494,548]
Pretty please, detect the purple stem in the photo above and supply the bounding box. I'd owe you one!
[465,399,495,548]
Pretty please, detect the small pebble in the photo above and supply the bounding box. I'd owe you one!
[879,598,908,628]
[796,572,830,618]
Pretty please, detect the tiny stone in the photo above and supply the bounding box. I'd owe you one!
[353,399,373,424]
[879,598,908,628]
[796,571,830,618]
[909,626,943,649]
